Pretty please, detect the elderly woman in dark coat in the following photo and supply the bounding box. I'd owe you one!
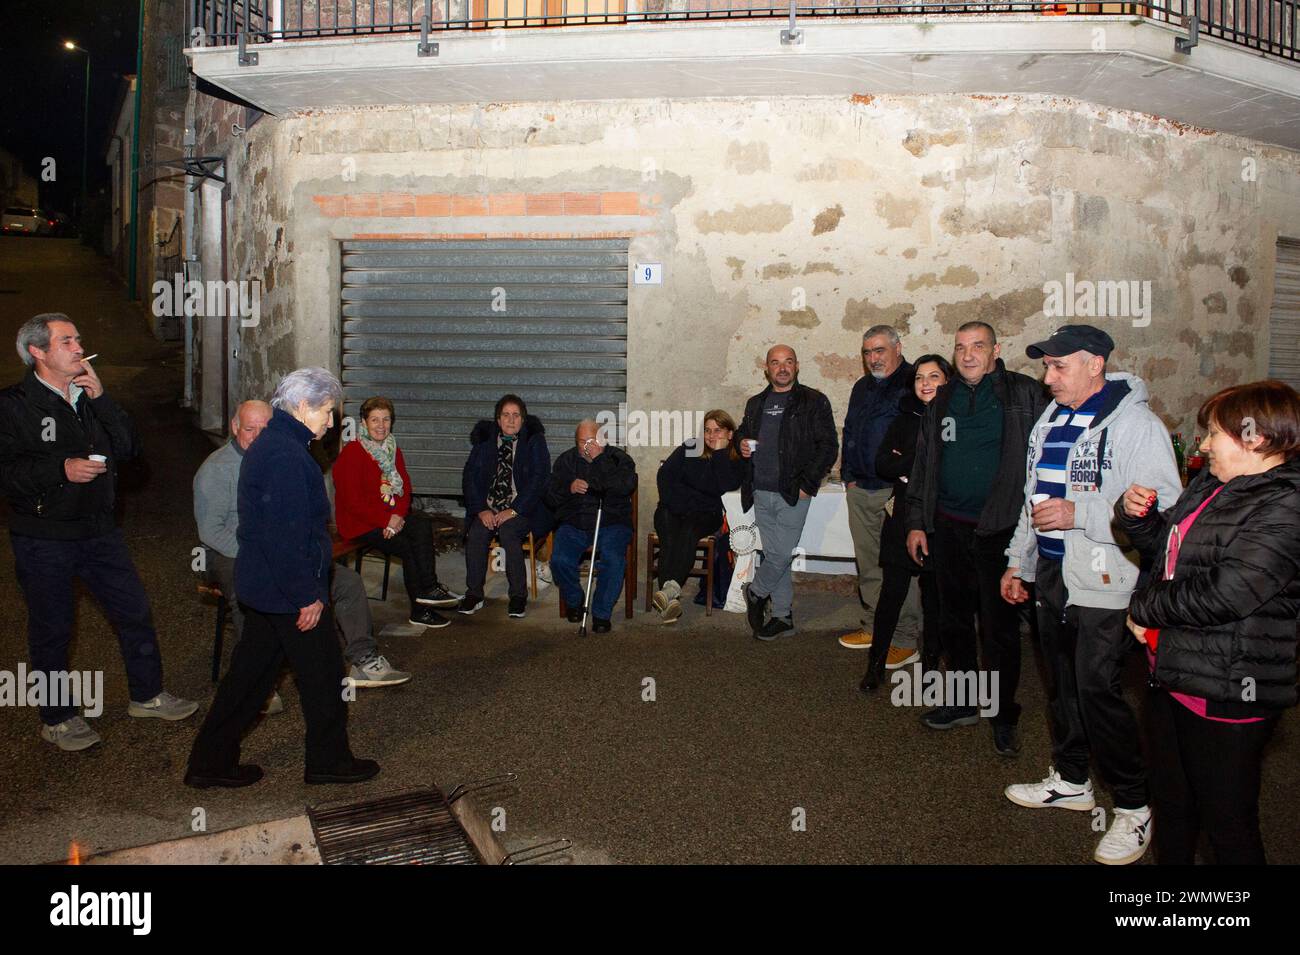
[186,367,379,789]
[458,394,551,619]
[1119,379,1300,864]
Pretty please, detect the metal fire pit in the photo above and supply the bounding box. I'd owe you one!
[306,776,570,865]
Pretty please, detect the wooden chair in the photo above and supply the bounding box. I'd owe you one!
[645,532,716,616]
[557,488,638,620]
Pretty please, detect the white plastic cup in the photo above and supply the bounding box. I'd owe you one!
[745,439,759,453]
[88,454,107,464]
[1029,492,1050,508]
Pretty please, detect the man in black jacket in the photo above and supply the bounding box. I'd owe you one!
[737,344,839,640]
[905,321,1047,752]
[0,314,197,753]
[839,325,918,658]
[544,419,637,633]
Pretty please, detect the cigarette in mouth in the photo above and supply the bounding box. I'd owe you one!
[81,354,98,363]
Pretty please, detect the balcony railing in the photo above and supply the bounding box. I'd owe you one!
[188,0,1298,61]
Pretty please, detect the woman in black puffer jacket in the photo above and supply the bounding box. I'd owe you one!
[860,355,953,692]
[1118,380,1300,864]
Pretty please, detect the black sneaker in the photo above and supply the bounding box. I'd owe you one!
[184,764,264,789]
[409,608,451,629]
[508,596,527,618]
[744,584,769,634]
[992,722,1022,757]
[921,706,980,730]
[755,616,794,642]
[592,617,612,634]
[416,583,461,608]
[304,757,381,785]
[566,605,585,624]
[458,595,484,615]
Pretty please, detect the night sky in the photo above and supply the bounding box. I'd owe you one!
[0,0,141,216]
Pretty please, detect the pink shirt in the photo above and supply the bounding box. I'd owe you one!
[1146,485,1262,723]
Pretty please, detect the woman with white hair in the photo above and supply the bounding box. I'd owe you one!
[186,367,379,788]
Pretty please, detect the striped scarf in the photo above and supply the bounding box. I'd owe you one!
[1033,384,1110,560]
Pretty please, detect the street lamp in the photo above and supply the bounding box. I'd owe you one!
[63,41,91,218]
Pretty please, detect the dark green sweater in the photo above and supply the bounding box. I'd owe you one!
[937,374,1003,521]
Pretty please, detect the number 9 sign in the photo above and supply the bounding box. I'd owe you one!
[634,263,662,285]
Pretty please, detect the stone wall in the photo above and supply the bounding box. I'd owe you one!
[209,93,1300,505]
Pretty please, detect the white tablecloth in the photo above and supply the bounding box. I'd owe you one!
[720,484,856,611]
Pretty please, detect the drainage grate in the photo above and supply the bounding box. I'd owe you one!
[307,787,482,865]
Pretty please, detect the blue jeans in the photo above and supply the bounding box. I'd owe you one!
[11,529,163,725]
[550,522,633,620]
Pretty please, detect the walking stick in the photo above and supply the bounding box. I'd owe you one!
[578,492,606,637]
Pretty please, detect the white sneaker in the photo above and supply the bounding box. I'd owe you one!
[348,654,412,688]
[652,579,681,614]
[127,690,199,721]
[536,562,553,584]
[1004,766,1096,811]
[39,716,102,752]
[1094,806,1153,865]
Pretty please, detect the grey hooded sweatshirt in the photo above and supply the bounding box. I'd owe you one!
[1006,372,1183,610]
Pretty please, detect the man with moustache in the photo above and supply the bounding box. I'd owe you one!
[905,321,1047,754]
[737,344,839,640]
[838,325,920,664]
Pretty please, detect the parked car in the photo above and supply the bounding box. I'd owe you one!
[2,207,51,236]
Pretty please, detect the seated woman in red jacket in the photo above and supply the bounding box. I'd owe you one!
[334,396,459,628]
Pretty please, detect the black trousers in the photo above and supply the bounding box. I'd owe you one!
[654,505,720,590]
[1035,558,1147,808]
[358,510,439,613]
[1145,686,1280,864]
[188,603,353,775]
[11,529,163,724]
[931,515,1020,725]
[464,514,529,601]
[868,565,941,673]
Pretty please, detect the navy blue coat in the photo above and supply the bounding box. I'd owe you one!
[840,360,913,490]
[234,408,332,614]
[462,414,552,537]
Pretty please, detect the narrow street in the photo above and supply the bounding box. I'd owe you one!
[1,237,1298,865]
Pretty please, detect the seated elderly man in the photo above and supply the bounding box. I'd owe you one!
[194,399,409,690]
[544,419,637,633]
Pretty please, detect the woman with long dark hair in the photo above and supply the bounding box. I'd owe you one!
[1119,380,1300,863]
[860,355,954,691]
[651,410,743,623]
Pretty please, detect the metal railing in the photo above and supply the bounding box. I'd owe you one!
[187,0,1298,61]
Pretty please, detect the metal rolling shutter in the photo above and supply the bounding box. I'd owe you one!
[1268,238,1300,391]
[340,238,629,497]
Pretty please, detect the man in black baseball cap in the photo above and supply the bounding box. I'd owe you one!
[1000,322,1181,864]
[1025,324,1115,361]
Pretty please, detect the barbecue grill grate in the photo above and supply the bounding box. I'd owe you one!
[307,787,482,865]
